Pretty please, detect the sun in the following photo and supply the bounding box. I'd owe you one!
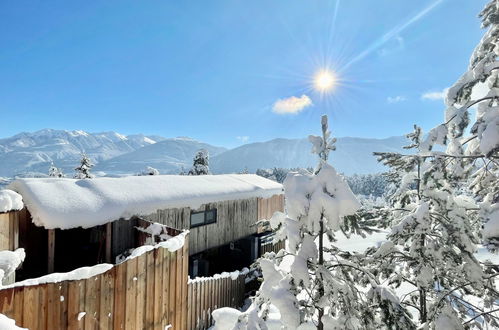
[314,69,336,92]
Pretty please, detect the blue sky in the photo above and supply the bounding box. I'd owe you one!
[0,0,488,147]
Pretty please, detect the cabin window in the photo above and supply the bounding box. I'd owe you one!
[190,209,217,228]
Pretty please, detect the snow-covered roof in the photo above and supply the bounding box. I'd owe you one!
[9,174,283,230]
[0,190,23,213]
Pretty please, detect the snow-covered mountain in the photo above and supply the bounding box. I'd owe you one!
[0,129,407,178]
[0,129,166,177]
[94,137,227,175]
[210,136,408,175]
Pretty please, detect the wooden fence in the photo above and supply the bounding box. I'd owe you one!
[260,239,285,256]
[0,233,189,330]
[187,273,246,330]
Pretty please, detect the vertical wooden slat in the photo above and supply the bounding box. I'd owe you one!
[195,282,201,330]
[48,229,55,274]
[105,223,112,264]
[23,285,40,330]
[125,257,137,330]
[187,281,192,330]
[13,287,24,327]
[84,275,101,330]
[145,251,155,329]
[168,250,176,327]
[135,254,146,330]
[113,263,126,330]
[161,250,170,327]
[153,248,163,330]
[175,246,182,329]
[47,283,60,330]
[99,268,114,330]
[0,288,15,319]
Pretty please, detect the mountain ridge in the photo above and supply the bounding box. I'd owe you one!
[0,129,407,178]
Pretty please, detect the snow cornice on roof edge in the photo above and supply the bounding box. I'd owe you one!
[8,174,283,230]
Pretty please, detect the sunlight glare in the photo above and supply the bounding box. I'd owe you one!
[314,70,336,92]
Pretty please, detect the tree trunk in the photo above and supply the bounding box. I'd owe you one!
[318,216,324,330]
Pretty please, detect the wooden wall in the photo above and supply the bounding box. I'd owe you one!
[0,210,20,252]
[143,195,284,256]
[0,210,23,285]
[0,234,189,330]
[257,194,285,222]
[187,274,246,330]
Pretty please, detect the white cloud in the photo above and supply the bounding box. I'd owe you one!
[421,89,447,101]
[236,136,249,143]
[272,94,313,115]
[387,95,406,104]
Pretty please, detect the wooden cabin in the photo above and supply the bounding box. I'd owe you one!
[4,174,284,281]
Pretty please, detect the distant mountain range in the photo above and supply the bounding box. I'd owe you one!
[0,129,408,179]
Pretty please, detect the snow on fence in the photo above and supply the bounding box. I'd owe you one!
[0,231,189,330]
[187,271,246,330]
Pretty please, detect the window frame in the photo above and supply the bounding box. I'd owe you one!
[190,208,217,228]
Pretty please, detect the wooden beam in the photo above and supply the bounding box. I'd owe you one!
[48,229,55,274]
[105,222,112,263]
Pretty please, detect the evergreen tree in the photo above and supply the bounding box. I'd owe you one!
[372,125,498,328]
[441,0,499,250]
[48,162,64,178]
[230,116,403,329]
[138,166,159,176]
[74,153,94,179]
[188,149,210,175]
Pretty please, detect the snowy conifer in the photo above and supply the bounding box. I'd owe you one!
[437,0,499,250]
[228,116,403,329]
[138,166,159,176]
[74,153,94,179]
[372,125,498,328]
[188,149,210,175]
[48,162,64,178]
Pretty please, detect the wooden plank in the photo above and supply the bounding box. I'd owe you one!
[13,287,24,328]
[23,285,40,330]
[153,248,163,330]
[195,282,201,330]
[99,268,115,330]
[125,257,138,330]
[175,246,182,330]
[145,250,155,329]
[68,280,86,330]
[187,282,192,330]
[135,254,146,330]
[105,223,112,264]
[161,250,170,327]
[0,288,15,319]
[0,213,10,251]
[84,275,101,330]
[113,263,127,330]
[48,229,55,274]
[168,251,176,327]
[47,283,61,330]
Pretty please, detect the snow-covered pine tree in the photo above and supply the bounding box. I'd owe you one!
[440,0,499,250]
[138,166,159,176]
[188,149,210,175]
[372,125,499,328]
[48,162,64,178]
[227,116,411,330]
[74,153,94,179]
[179,166,187,175]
